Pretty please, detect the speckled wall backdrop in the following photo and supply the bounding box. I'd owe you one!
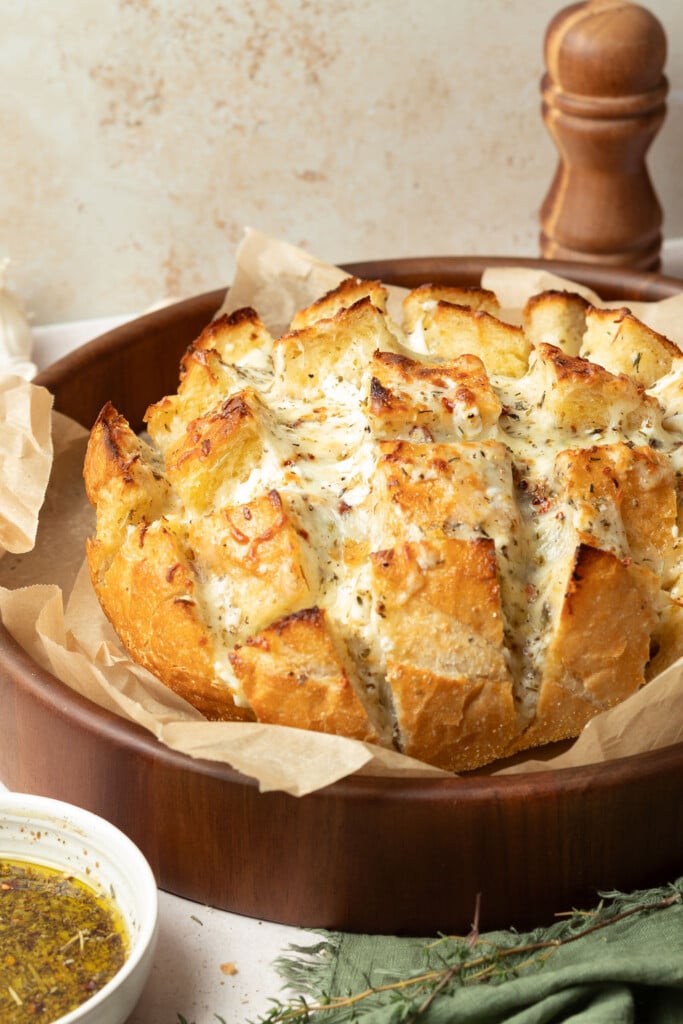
[2,0,683,323]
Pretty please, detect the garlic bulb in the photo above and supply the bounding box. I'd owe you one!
[0,260,36,379]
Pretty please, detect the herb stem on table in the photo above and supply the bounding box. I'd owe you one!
[252,888,681,1024]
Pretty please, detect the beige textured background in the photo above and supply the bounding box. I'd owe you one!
[2,0,683,324]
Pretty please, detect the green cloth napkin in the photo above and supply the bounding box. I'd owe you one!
[267,879,683,1023]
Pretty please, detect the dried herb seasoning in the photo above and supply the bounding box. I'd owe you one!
[0,858,128,1023]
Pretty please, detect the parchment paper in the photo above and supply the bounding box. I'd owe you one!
[1,229,683,795]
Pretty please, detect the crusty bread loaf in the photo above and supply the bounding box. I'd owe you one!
[83,281,683,771]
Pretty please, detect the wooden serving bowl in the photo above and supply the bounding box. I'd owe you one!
[2,257,683,935]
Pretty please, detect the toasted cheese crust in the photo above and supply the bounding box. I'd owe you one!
[368,350,501,442]
[84,279,683,772]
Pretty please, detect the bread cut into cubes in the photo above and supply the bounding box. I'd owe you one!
[371,439,518,550]
[274,296,399,400]
[402,283,500,332]
[523,289,590,356]
[506,544,660,753]
[230,606,379,741]
[368,351,501,442]
[404,300,530,377]
[84,277,683,771]
[580,306,681,387]
[290,276,389,330]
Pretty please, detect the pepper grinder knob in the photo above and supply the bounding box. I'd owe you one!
[539,0,668,270]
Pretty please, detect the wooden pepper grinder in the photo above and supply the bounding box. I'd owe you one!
[539,0,668,270]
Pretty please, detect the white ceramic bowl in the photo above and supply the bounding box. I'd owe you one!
[0,792,158,1024]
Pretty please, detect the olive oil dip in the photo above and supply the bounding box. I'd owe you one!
[0,858,128,1023]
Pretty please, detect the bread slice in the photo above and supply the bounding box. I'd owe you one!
[506,544,660,753]
[90,516,254,721]
[518,342,663,436]
[370,538,517,771]
[145,309,275,451]
[274,296,399,400]
[84,402,172,562]
[371,439,517,548]
[163,389,284,513]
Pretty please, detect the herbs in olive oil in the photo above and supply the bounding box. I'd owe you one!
[0,859,128,1023]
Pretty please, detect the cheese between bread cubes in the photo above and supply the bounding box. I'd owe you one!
[83,281,683,772]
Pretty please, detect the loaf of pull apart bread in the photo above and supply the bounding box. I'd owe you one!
[83,277,683,771]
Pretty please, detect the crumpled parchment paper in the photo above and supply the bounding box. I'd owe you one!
[1,229,682,795]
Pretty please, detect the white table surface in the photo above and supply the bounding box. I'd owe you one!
[6,244,683,1022]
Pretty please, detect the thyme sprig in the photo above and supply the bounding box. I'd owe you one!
[252,885,682,1024]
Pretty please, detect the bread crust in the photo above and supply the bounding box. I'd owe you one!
[290,277,389,331]
[580,306,680,387]
[528,343,662,434]
[83,275,683,771]
[188,490,317,645]
[275,296,398,398]
[523,289,589,356]
[402,283,500,333]
[164,388,275,512]
[554,443,676,573]
[371,539,517,771]
[373,439,517,548]
[88,520,254,721]
[230,607,379,741]
[407,302,531,377]
[506,545,659,754]
[368,350,501,442]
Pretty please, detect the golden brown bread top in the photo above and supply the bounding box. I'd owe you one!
[580,306,681,387]
[230,606,379,741]
[368,351,501,442]
[188,491,318,646]
[371,538,518,769]
[275,296,399,400]
[553,443,676,573]
[290,277,389,330]
[84,278,683,772]
[373,439,517,549]
[407,301,531,377]
[402,283,500,333]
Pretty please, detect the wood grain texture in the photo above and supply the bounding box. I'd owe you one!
[2,256,683,934]
[540,0,668,270]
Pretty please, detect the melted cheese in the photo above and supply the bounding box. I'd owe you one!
[115,287,683,749]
